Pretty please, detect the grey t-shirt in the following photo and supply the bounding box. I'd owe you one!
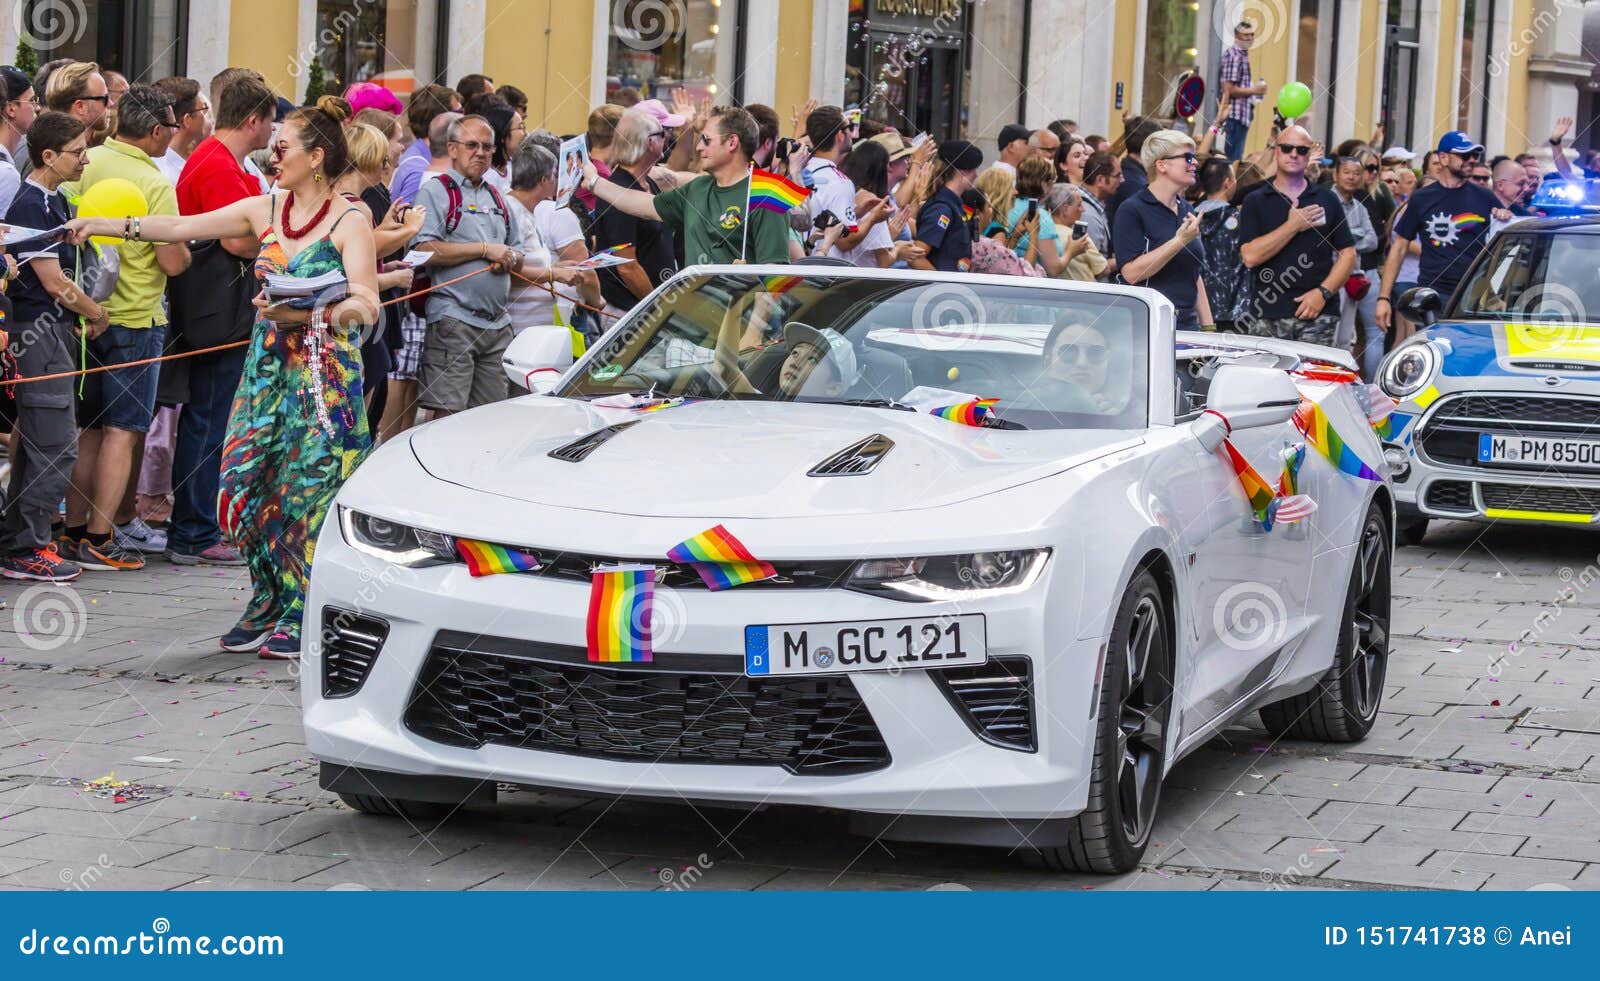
[413,169,516,330]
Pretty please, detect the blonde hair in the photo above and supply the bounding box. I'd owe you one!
[44,61,103,111]
[1141,129,1196,171]
[976,167,1015,229]
[610,107,659,168]
[344,122,389,178]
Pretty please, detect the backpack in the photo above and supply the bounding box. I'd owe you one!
[410,172,512,316]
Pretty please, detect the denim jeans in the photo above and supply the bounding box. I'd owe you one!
[1223,118,1251,162]
[168,345,247,555]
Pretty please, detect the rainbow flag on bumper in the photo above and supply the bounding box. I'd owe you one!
[667,524,777,591]
[586,565,655,662]
[748,168,812,214]
[456,539,542,577]
[1294,399,1382,481]
[929,398,999,427]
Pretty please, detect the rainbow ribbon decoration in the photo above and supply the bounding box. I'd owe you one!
[748,168,812,214]
[1223,441,1280,529]
[1222,441,1316,532]
[586,565,655,662]
[929,398,1000,427]
[455,539,542,577]
[667,524,777,591]
[1278,443,1306,497]
[1294,399,1382,481]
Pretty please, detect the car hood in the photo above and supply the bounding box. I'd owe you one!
[408,397,1143,518]
[1425,319,1600,378]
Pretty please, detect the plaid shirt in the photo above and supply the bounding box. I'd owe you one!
[1219,44,1253,124]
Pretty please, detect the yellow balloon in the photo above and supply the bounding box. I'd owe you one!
[76,177,149,246]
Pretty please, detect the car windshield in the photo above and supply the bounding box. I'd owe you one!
[1454,229,1600,320]
[558,273,1152,431]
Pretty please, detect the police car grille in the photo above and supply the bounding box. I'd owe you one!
[1479,483,1600,515]
[1418,394,1600,472]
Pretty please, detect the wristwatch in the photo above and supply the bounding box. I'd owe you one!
[1317,286,1336,304]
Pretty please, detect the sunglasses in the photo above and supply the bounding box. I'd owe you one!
[1161,151,1197,165]
[1468,174,1490,183]
[79,95,110,105]
[1277,143,1313,156]
[1054,343,1109,366]
[1364,164,1380,173]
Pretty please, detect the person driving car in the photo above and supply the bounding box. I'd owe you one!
[777,322,860,399]
[1024,319,1118,413]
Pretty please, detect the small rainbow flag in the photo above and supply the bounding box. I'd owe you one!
[962,204,976,222]
[455,539,542,577]
[667,524,777,591]
[1222,440,1280,529]
[748,167,812,215]
[1278,443,1306,497]
[586,565,655,662]
[763,274,806,296]
[1294,399,1382,481]
[929,398,999,427]
[633,397,683,412]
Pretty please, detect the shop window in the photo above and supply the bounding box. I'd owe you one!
[606,0,739,105]
[1458,0,1496,135]
[313,0,441,99]
[846,0,971,143]
[1383,0,1420,149]
[1296,0,1334,141]
[1141,0,1199,117]
[16,0,184,80]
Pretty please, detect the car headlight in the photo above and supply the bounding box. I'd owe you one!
[1380,342,1438,399]
[846,550,1050,600]
[338,507,458,567]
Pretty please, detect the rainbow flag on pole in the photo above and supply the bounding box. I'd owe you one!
[667,524,777,591]
[929,398,1000,427]
[748,168,812,214]
[1222,440,1280,528]
[1294,399,1383,481]
[586,565,655,662]
[455,539,542,577]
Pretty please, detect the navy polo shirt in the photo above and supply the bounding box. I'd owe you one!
[1237,180,1355,319]
[914,186,972,272]
[1113,186,1206,316]
[3,180,76,324]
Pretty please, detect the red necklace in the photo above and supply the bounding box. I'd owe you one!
[281,189,333,240]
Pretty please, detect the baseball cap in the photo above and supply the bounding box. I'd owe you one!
[871,131,915,162]
[0,65,30,102]
[939,139,983,172]
[998,123,1030,151]
[634,98,687,129]
[1380,145,1415,164]
[784,322,859,389]
[344,81,403,116]
[1436,131,1483,155]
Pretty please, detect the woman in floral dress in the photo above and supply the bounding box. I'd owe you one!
[68,96,382,659]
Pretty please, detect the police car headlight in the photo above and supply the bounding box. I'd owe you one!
[1380,343,1438,399]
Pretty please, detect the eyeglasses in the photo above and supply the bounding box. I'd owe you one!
[451,139,493,153]
[1054,343,1109,366]
[8,98,40,110]
[1277,143,1313,156]
[647,130,665,140]
[1160,151,1197,165]
[157,118,179,130]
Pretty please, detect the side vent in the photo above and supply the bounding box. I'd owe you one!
[808,434,895,477]
[548,421,640,463]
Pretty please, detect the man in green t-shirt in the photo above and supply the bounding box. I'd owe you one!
[583,106,788,268]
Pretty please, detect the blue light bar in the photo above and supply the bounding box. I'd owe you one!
[1531,178,1600,211]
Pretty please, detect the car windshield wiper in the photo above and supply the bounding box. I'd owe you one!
[983,417,1029,431]
[829,398,917,412]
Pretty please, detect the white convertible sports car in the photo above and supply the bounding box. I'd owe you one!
[304,266,1393,873]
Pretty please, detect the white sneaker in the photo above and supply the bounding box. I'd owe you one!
[114,518,169,554]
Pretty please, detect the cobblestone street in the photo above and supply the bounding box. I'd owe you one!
[1,521,1598,892]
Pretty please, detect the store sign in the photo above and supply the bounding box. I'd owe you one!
[869,0,967,33]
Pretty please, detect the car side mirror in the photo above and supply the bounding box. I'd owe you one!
[1398,286,1442,327]
[503,326,575,394]
[1192,364,1302,450]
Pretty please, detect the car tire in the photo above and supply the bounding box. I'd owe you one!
[1025,568,1172,874]
[1396,506,1428,546]
[1259,501,1391,742]
[338,792,455,821]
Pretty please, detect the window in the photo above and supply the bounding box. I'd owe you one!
[606,0,739,105]
[1296,0,1335,142]
[314,0,441,98]
[16,0,186,80]
[1141,0,1198,117]
[1382,0,1420,149]
[1457,0,1496,135]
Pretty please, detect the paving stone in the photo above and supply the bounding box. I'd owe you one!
[1318,859,1490,890]
[143,845,346,882]
[1419,850,1585,881]
[1366,825,1526,856]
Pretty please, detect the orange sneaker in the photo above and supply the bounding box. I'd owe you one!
[68,537,146,571]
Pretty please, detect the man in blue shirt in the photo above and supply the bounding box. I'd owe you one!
[911,140,982,273]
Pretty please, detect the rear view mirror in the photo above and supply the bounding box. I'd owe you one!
[503,326,575,394]
[1193,364,1302,450]
[1398,287,1442,327]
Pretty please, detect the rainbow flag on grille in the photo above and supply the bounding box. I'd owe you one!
[1294,399,1382,481]
[667,524,777,591]
[929,398,999,427]
[748,168,812,214]
[586,565,655,662]
[455,539,542,577]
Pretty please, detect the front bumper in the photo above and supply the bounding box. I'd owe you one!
[302,519,1106,823]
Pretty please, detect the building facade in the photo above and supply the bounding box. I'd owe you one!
[2,0,1590,162]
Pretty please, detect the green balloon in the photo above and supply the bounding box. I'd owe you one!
[1277,81,1313,119]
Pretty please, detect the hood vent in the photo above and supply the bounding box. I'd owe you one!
[808,434,894,477]
[548,421,640,463]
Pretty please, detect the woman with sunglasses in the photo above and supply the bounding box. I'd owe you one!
[1018,319,1119,415]
[1112,129,1212,330]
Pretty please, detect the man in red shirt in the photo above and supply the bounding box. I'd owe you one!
[164,71,275,568]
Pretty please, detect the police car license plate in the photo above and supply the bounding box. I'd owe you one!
[1478,433,1600,470]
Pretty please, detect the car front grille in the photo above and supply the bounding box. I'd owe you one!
[1480,483,1600,515]
[320,607,389,698]
[933,656,1035,751]
[402,632,891,775]
[1425,480,1476,513]
[455,547,858,591]
[1417,394,1600,474]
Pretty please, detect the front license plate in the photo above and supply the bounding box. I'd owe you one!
[744,614,987,677]
[1478,433,1600,470]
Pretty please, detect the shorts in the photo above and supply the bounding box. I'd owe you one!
[388,312,426,381]
[1246,313,1341,348]
[77,323,167,434]
[418,316,512,413]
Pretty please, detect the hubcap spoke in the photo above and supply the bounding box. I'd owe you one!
[1115,599,1166,844]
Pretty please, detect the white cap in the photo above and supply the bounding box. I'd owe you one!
[1381,145,1415,164]
[783,322,859,388]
